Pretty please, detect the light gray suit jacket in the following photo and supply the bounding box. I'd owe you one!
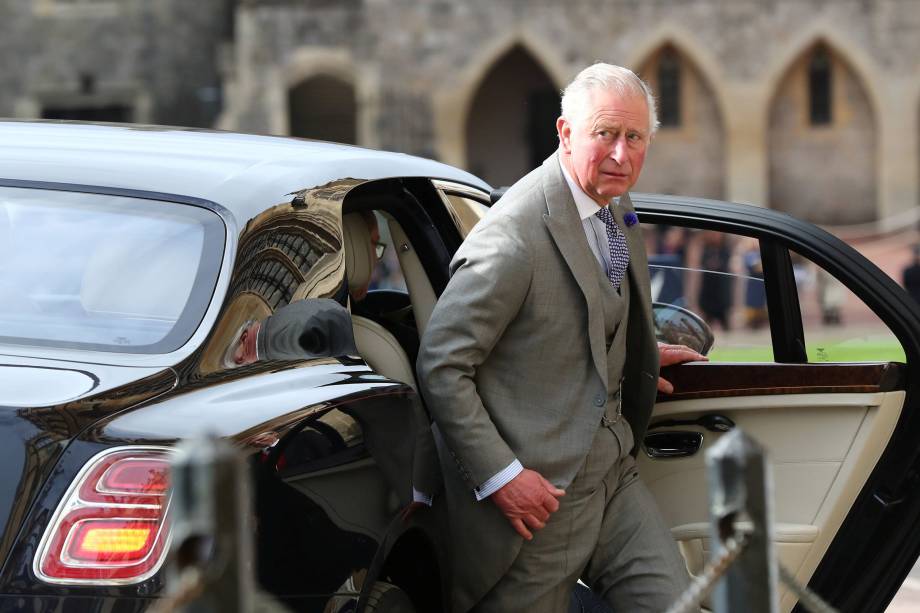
[417,153,659,612]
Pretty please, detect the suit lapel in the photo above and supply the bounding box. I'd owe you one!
[540,154,608,389]
[615,193,650,315]
[616,193,658,366]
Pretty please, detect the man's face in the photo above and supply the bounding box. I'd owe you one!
[557,88,651,206]
[232,320,261,366]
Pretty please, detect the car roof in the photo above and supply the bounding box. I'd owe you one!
[0,120,490,220]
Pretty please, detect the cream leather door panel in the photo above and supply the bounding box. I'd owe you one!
[639,391,905,612]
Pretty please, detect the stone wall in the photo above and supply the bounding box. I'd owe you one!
[634,47,726,200]
[0,0,232,126]
[769,47,877,224]
[215,0,919,222]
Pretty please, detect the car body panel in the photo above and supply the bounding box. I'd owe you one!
[0,121,488,217]
[0,358,171,407]
[0,368,177,587]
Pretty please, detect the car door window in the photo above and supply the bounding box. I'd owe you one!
[645,224,773,362]
[432,180,490,239]
[791,250,905,362]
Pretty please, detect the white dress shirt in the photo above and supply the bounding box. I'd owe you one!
[561,162,621,276]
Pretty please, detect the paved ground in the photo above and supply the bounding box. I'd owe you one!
[886,556,920,611]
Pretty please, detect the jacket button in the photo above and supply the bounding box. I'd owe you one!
[594,394,605,406]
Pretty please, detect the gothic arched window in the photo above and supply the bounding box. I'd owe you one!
[657,48,681,128]
[288,75,357,144]
[808,47,833,125]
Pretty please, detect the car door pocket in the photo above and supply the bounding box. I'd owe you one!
[644,430,703,458]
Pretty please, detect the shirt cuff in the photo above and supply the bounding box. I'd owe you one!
[474,459,523,501]
[412,487,433,507]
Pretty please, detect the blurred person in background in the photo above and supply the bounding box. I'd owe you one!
[650,225,687,307]
[697,231,733,330]
[817,268,845,325]
[904,245,920,309]
[742,239,768,330]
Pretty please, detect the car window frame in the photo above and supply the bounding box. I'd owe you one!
[432,179,491,239]
[759,238,807,363]
[633,194,918,367]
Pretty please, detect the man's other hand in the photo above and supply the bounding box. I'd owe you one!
[657,342,708,394]
[491,468,565,540]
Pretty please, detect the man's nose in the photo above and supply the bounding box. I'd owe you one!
[609,138,628,164]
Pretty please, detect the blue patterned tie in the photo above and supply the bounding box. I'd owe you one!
[595,206,629,290]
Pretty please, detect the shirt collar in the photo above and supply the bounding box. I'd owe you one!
[559,159,615,221]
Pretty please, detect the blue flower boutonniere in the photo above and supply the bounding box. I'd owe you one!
[623,212,639,228]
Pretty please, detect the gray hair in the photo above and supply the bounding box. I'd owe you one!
[560,63,659,134]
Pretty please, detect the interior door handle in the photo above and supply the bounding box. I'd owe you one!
[644,431,704,459]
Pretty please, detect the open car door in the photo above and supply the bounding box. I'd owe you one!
[632,194,920,612]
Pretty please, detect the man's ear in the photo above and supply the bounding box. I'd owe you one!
[556,116,571,154]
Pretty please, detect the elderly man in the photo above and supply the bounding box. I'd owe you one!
[417,63,704,613]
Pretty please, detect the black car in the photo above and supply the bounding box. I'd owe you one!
[0,121,918,612]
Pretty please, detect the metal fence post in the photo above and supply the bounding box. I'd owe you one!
[707,428,778,613]
[165,436,256,613]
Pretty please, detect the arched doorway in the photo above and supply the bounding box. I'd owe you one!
[634,44,726,199]
[288,75,357,144]
[768,43,877,224]
[465,45,560,187]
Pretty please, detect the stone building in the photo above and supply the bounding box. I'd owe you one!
[3,0,919,225]
[0,0,233,131]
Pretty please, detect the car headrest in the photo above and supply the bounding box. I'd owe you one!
[342,212,375,295]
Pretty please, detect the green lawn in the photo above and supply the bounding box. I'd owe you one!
[708,346,774,362]
[709,340,906,363]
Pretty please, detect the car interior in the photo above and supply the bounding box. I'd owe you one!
[338,181,911,613]
[342,210,420,390]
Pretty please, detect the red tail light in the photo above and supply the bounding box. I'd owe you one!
[35,447,174,584]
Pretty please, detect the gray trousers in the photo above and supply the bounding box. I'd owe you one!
[472,423,692,613]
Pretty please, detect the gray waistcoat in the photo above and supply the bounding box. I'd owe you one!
[597,261,630,388]
[596,261,635,453]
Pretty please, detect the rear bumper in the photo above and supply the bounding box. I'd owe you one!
[0,594,153,612]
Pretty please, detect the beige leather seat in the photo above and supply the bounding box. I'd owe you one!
[342,212,416,389]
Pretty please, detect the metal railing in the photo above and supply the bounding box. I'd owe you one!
[666,429,839,613]
[152,436,289,613]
